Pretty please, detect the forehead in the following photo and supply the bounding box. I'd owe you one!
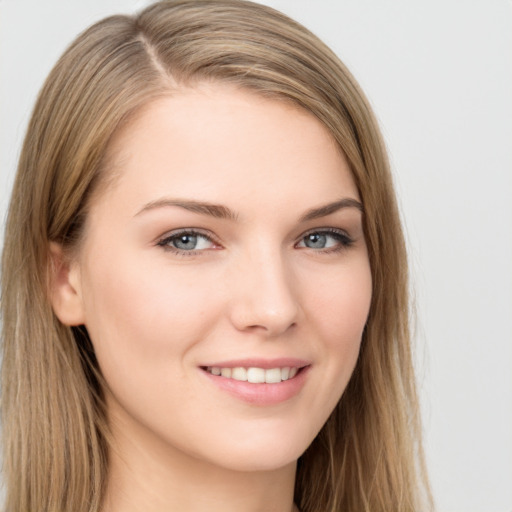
[95,84,358,220]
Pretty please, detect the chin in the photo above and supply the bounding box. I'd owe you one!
[211,450,300,473]
[197,428,314,473]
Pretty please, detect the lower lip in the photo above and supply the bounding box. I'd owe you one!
[201,366,310,405]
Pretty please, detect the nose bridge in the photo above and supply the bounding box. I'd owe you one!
[229,239,299,335]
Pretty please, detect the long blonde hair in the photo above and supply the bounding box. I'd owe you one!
[1,1,432,511]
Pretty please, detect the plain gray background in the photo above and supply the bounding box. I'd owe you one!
[1,1,511,511]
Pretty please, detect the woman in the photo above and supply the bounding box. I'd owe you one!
[1,1,432,511]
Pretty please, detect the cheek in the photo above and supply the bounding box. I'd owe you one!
[79,251,222,377]
[305,258,372,401]
[78,252,227,433]
[308,259,372,346]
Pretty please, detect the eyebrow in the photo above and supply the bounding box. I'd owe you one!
[136,199,238,220]
[135,197,363,222]
[299,198,363,222]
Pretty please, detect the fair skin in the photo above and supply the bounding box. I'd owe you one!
[51,84,372,512]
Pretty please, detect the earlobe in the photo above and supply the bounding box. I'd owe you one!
[48,242,86,326]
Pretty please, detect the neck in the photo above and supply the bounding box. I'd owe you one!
[101,412,298,512]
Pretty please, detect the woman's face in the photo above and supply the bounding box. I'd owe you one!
[62,84,372,472]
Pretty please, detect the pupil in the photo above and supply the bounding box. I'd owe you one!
[175,234,197,250]
[307,233,326,248]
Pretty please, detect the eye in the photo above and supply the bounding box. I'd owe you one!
[157,230,218,253]
[296,229,353,251]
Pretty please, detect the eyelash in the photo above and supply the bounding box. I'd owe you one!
[157,229,219,256]
[298,228,354,254]
[156,227,354,256]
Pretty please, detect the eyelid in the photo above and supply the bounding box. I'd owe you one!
[295,227,354,250]
[155,226,354,256]
[156,228,222,254]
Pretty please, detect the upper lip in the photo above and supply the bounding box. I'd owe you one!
[200,358,310,369]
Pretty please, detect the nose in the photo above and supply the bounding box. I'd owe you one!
[228,247,300,337]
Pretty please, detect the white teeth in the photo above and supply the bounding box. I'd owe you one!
[247,367,265,383]
[265,368,282,383]
[206,366,301,383]
[231,367,248,381]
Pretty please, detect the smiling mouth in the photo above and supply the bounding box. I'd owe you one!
[202,366,303,384]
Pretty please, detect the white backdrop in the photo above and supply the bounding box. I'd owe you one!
[1,1,511,511]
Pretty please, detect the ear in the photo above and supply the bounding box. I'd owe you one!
[48,242,86,326]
